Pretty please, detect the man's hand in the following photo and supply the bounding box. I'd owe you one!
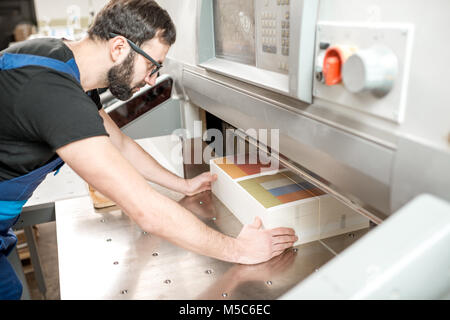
[235,217,298,265]
[184,172,218,196]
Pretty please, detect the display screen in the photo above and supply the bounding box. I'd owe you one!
[213,0,291,74]
[213,0,256,66]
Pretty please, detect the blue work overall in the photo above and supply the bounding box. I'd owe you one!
[0,52,80,300]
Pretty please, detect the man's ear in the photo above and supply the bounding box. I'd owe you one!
[109,36,129,63]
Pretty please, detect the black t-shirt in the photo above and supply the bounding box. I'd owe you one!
[0,38,109,181]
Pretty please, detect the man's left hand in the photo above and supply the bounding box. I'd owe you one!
[184,172,218,196]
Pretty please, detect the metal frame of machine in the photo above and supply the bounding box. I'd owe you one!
[156,0,450,299]
[172,0,450,218]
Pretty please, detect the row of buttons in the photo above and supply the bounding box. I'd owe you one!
[262,20,277,28]
[277,0,290,5]
[263,45,277,54]
[261,40,289,51]
[262,37,277,46]
[261,9,277,53]
[262,29,276,36]
[262,11,289,22]
[261,12,277,19]
[262,21,290,29]
[281,16,290,56]
[279,61,289,72]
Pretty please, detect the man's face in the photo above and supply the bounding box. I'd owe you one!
[108,37,170,101]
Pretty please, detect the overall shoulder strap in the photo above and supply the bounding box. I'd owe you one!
[0,52,80,83]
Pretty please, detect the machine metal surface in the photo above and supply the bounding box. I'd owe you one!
[56,153,369,300]
[152,0,450,299]
[160,0,450,218]
[182,67,393,217]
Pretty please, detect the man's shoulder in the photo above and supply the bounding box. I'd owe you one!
[3,37,73,63]
[23,68,82,92]
[22,70,101,112]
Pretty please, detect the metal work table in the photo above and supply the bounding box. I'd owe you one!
[55,139,370,300]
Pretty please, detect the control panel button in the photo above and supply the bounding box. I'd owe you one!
[323,56,341,85]
[322,46,356,86]
[256,0,290,74]
[342,45,398,96]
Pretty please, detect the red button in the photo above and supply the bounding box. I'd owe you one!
[323,47,345,86]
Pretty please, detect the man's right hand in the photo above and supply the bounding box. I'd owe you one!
[235,217,298,265]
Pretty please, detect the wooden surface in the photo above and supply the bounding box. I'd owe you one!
[88,185,116,209]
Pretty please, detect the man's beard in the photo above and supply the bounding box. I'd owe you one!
[107,52,138,101]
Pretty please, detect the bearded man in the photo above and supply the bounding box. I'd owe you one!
[0,0,297,299]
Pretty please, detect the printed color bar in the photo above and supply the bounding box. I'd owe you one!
[213,155,282,179]
[238,171,325,209]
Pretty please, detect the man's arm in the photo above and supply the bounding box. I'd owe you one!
[56,136,297,265]
[99,109,208,195]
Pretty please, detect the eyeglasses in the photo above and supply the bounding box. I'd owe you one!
[109,32,162,77]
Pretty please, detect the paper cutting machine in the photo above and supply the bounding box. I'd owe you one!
[154,0,450,299]
[52,0,450,300]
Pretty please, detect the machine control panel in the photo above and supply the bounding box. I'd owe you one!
[256,0,291,74]
[313,22,414,123]
[201,0,318,103]
[213,0,291,74]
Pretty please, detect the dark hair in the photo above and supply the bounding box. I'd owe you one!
[88,0,176,46]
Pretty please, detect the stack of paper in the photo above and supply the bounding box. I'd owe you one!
[211,155,369,245]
